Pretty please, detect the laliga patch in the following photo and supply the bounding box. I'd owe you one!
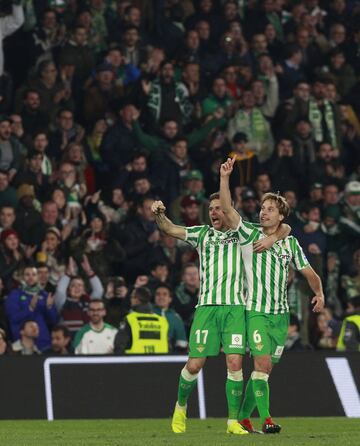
[274,345,284,357]
[231,334,243,346]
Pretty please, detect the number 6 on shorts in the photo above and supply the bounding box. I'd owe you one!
[253,330,262,343]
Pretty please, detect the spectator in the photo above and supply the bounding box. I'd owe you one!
[0,228,28,291]
[285,314,311,351]
[0,3,24,78]
[104,276,129,328]
[74,299,117,354]
[227,89,274,162]
[238,188,259,223]
[0,327,11,355]
[114,286,169,355]
[54,256,104,336]
[19,89,49,137]
[0,116,22,183]
[145,60,193,127]
[337,295,360,352]
[0,170,17,208]
[147,261,170,294]
[121,196,159,280]
[59,25,94,82]
[174,263,200,333]
[0,205,16,234]
[153,284,188,353]
[5,266,58,351]
[11,320,41,355]
[44,325,72,356]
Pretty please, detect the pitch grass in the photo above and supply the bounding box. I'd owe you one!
[0,418,359,446]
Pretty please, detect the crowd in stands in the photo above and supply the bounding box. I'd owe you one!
[1,0,360,356]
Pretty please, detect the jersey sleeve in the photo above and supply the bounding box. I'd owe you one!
[237,219,259,244]
[290,237,310,270]
[185,225,208,248]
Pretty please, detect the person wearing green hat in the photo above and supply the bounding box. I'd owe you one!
[170,169,210,225]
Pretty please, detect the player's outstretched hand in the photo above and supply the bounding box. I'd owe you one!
[220,156,236,177]
[311,294,325,312]
[151,200,166,215]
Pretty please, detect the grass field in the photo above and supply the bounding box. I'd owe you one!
[0,418,359,446]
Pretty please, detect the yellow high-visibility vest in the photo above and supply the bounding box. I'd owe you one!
[125,312,169,354]
[337,314,360,351]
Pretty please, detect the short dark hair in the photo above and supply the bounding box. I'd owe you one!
[132,286,152,304]
[150,261,168,272]
[20,319,37,331]
[155,284,173,297]
[52,325,70,338]
[89,299,105,309]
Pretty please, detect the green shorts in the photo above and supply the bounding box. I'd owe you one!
[246,311,289,363]
[189,305,246,358]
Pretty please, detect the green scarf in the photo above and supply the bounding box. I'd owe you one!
[22,284,42,295]
[147,80,193,122]
[308,100,337,147]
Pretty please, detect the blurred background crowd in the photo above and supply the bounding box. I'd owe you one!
[0,0,360,356]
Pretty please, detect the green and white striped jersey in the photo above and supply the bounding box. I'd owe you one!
[185,225,246,306]
[238,221,309,314]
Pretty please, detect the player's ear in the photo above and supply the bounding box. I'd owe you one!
[279,214,284,222]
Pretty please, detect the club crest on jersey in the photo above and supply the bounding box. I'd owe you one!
[255,343,264,351]
[196,346,205,353]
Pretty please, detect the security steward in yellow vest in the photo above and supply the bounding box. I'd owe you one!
[337,296,360,352]
[114,287,169,354]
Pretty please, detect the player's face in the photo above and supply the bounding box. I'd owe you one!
[208,199,227,231]
[260,199,283,229]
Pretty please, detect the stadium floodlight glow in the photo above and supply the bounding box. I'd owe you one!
[326,357,360,418]
[43,356,206,421]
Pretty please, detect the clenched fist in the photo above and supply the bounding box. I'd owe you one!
[151,200,166,215]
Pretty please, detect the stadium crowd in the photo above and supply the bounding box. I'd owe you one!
[0,0,360,356]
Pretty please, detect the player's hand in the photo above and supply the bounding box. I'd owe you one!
[311,294,325,312]
[151,200,166,215]
[220,156,236,177]
[253,235,276,253]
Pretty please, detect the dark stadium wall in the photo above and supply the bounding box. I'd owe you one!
[0,352,359,419]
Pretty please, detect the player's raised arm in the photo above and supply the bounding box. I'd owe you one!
[299,265,325,312]
[151,200,186,240]
[219,157,241,229]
